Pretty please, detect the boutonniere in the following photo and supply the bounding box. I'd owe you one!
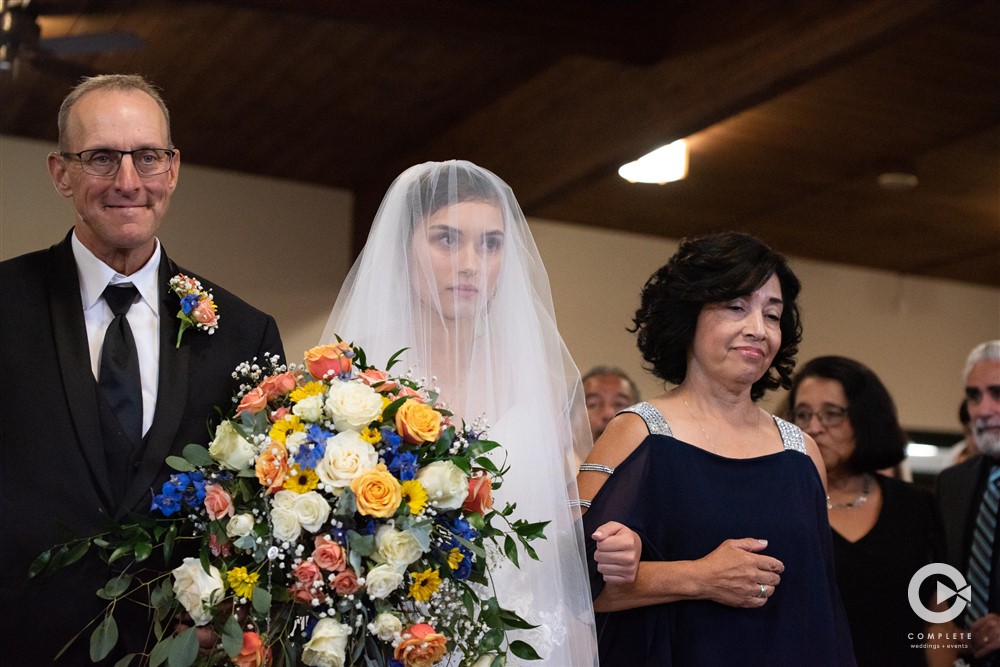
[169,273,219,348]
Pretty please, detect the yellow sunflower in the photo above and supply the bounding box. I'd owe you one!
[400,480,428,515]
[408,568,442,602]
[283,464,319,493]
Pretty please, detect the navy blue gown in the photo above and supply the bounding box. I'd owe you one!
[583,403,856,666]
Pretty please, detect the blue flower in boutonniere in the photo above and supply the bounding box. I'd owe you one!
[169,273,219,347]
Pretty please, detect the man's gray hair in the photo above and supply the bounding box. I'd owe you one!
[582,365,640,402]
[58,74,171,151]
[964,340,1000,382]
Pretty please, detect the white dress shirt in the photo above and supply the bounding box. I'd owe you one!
[72,231,161,437]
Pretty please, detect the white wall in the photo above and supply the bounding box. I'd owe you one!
[4,134,998,433]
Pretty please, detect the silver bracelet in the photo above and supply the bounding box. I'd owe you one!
[579,463,615,475]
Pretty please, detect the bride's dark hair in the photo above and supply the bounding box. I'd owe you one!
[408,164,502,229]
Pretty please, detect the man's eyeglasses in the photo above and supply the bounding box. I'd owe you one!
[60,148,176,177]
[791,406,849,428]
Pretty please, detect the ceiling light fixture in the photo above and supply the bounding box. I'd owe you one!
[619,139,688,184]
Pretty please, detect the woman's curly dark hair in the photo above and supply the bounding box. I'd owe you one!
[788,356,907,473]
[630,232,802,401]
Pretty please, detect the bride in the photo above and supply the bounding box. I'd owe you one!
[322,160,599,664]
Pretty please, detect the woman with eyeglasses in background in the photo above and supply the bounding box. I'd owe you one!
[789,356,948,667]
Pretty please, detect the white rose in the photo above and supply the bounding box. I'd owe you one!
[225,513,255,539]
[367,612,402,641]
[324,380,383,432]
[301,617,351,667]
[315,431,378,491]
[364,563,404,599]
[471,655,498,667]
[171,557,224,626]
[293,491,332,533]
[417,460,469,510]
[271,490,302,542]
[208,421,255,471]
[292,393,325,422]
[374,525,424,568]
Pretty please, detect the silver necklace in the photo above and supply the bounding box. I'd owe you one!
[681,396,760,456]
[827,474,872,510]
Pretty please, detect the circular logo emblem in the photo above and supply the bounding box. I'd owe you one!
[908,563,971,623]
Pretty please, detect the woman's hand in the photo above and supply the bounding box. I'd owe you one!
[692,538,783,608]
[592,521,641,584]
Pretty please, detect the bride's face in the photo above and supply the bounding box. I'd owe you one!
[410,200,505,321]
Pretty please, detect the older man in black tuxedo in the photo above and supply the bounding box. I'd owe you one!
[0,75,283,664]
[939,341,1000,666]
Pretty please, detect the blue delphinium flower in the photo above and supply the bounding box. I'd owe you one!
[296,425,330,469]
[387,450,418,481]
[448,516,478,541]
[179,293,200,314]
[150,492,181,516]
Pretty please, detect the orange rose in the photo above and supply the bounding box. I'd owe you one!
[395,399,442,445]
[255,443,288,495]
[358,369,399,393]
[391,386,424,402]
[332,568,360,595]
[290,560,326,605]
[312,535,346,572]
[462,473,494,515]
[259,372,297,401]
[394,623,448,667]
[304,342,353,380]
[233,631,271,667]
[191,298,218,326]
[236,386,268,416]
[350,463,402,518]
[204,484,235,521]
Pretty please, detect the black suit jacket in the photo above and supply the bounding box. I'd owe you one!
[937,454,1000,630]
[0,232,284,665]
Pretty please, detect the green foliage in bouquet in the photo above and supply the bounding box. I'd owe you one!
[31,341,548,667]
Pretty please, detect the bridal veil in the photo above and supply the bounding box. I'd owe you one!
[322,160,598,665]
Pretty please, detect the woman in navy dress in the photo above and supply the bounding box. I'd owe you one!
[578,232,856,666]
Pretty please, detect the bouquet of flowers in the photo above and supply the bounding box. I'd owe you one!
[32,341,546,667]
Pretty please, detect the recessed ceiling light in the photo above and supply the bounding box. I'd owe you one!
[619,139,688,184]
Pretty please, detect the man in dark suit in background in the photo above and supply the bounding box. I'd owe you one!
[0,74,284,664]
[938,340,1000,666]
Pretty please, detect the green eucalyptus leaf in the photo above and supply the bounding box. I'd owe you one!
[467,512,485,531]
[134,541,153,562]
[222,615,243,657]
[252,586,272,615]
[499,609,537,631]
[107,545,132,564]
[149,635,173,667]
[99,574,133,599]
[181,443,215,467]
[490,654,506,667]
[165,455,195,472]
[168,626,199,667]
[89,614,118,662]
[28,549,52,578]
[64,540,91,567]
[508,640,542,661]
[114,654,138,667]
[480,627,503,652]
[348,531,375,557]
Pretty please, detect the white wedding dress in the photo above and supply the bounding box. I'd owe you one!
[322,160,598,666]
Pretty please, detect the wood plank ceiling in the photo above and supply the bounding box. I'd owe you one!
[2,0,998,285]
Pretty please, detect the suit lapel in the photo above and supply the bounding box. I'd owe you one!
[48,236,116,511]
[121,253,191,515]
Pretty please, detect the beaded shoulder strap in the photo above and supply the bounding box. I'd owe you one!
[773,415,806,454]
[618,401,673,437]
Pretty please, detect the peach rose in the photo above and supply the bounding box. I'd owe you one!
[462,473,494,515]
[391,386,424,402]
[394,623,448,667]
[236,386,268,416]
[208,533,231,557]
[260,372,297,401]
[395,399,442,444]
[255,442,288,495]
[304,342,353,380]
[358,369,399,393]
[332,568,360,595]
[192,298,218,326]
[312,535,346,572]
[269,406,290,423]
[290,560,326,605]
[233,631,271,667]
[350,463,403,518]
[204,484,235,521]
